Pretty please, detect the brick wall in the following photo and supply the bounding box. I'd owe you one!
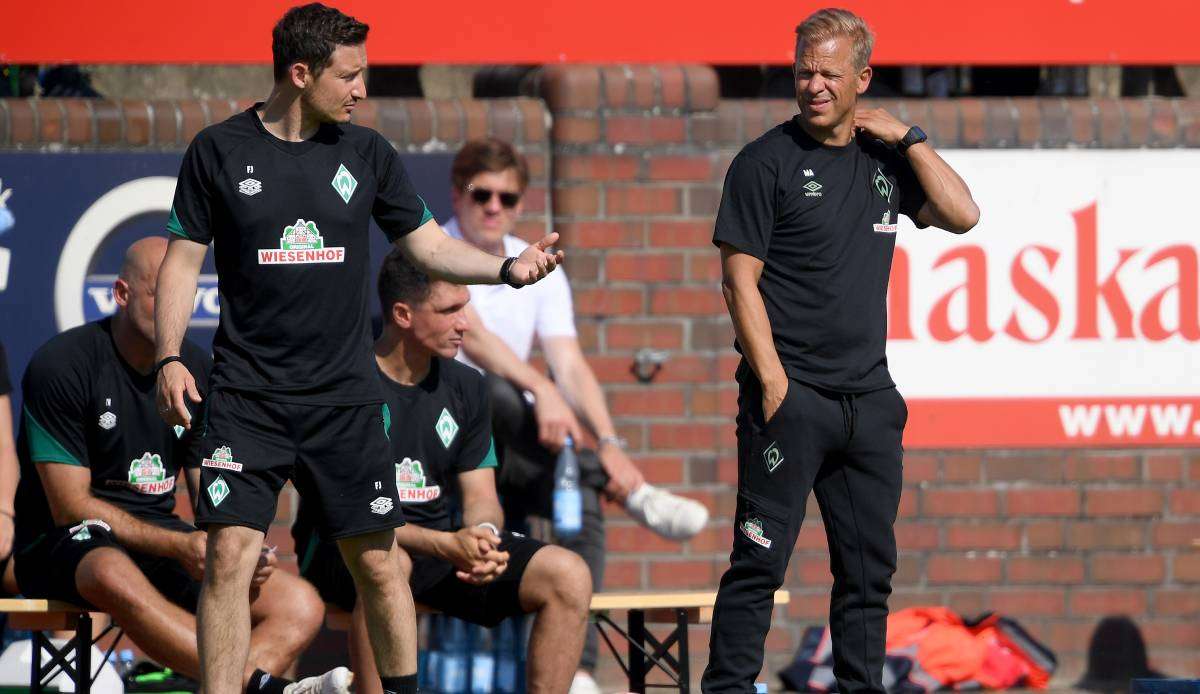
[4,74,1199,688]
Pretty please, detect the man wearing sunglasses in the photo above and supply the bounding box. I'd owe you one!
[443,138,710,694]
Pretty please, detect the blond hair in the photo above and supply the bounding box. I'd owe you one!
[795,8,874,71]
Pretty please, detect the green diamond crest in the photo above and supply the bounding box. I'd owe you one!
[332,163,358,203]
[435,408,459,448]
[207,476,231,507]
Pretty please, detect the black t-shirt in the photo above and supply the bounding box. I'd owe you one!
[293,357,495,591]
[14,319,212,548]
[713,117,928,392]
[167,106,433,405]
[0,342,10,395]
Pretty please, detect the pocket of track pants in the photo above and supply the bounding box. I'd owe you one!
[735,489,789,556]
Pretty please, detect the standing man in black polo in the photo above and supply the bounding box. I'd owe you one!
[703,8,979,694]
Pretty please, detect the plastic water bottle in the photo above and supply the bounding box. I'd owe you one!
[425,615,443,692]
[468,623,495,693]
[118,649,135,678]
[417,615,432,691]
[755,683,769,693]
[492,618,518,694]
[439,617,469,693]
[553,436,583,538]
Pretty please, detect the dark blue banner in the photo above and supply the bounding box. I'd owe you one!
[0,151,454,412]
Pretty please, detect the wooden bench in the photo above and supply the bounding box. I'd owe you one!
[591,590,790,693]
[325,589,790,693]
[0,598,124,694]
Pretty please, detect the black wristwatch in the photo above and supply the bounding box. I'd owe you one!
[154,355,184,374]
[499,256,524,289]
[897,126,927,156]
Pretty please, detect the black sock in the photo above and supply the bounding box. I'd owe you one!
[246,669,292,694]
[380,674,419,694]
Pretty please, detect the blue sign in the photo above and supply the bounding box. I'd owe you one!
[0,151,454,413]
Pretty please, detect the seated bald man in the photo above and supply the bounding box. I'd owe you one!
[12,237,338,694]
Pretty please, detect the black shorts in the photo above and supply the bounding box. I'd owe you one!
[299,529,545,628]
[14,517,202,612]
[197,390,403,539]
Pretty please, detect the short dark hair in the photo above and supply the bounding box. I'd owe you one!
[272,3,369,82]
[451,138,530,192]
[377,248,433,318]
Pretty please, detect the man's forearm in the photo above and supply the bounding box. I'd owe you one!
[462,499,504,531]
[63,495,186,559]
[398,222,506,285]
[723,278,786,388]
[154,246,201,360]
[394,524,456,560]
[905,143,979,232]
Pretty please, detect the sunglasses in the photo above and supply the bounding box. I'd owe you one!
[466,184,521,209]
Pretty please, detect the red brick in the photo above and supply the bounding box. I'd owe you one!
[552,185,600,216]
[687,186,721,216]
[630,66,656,109]
[573,287,644,316]
[1008,556,1086,584]
[1069,589,1148,616]
[556,155,639,181]
[1066,454,1140,481]
[515,99,546,143]
[1139,620,1200,649]
[1091,553,1166,584]
[792,553,834,586]
[1085,488,1164,517]
[794,525,829,551]
[605,116,687,145]
[687,253,723,283]
[903,455,939,483]
[432,100,462,143]
[460,99,489,141]
[942,454,982,482]
[691,387,738,418]
[553,116,600,144]
[656,65,686,109]
[1006,488,1080,517]
[606,252,685,282]
[63,99,93,146]
[946,591,986,616]
[575,321,599,352]
[34,99,64,143]
[959,98,985,146]
[1175,554,1200,582]
[895,522,940,550]
[648,220,714,247]
[606,525,680,553]
[604,560,643,589]
[688,526,729,553]
[897,491,919,520]
[922,489,1000,517]
[945,523,1022,550]
[650,287,726,316]
[540,65,601,110]
[608,388,686,417]
[649,423,734,451]
[558,221,643,248]
[1146,454,1185,481]
[984,454,1065,482]
[988,589,1066,617]
[631,455,685,486]
[1025,521,1065,549]
[1067,521,1146,549]
[521,185,548,214]
[1152,522,1200,548]
[564,251,601,283]
[402,100,433,143]
[683,65,720,111]
[648,156,713,181]
[265,524,296,557]
[787,591,832,620]
[648,560,718,588]
[1154,588,1200,616]
[927,555,1003,584]
[605,321,684,350]
[1169,489,1200,515]
[606,187,680,216]
[889,591,943,612]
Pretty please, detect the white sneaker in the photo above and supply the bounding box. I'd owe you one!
[569,670,602,694]
[625,484,709,540]
[283,666,354,694]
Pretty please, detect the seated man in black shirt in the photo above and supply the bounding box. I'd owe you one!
[292,249,592,694]
[13,238,335,694]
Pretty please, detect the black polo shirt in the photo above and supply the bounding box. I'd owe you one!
[167,105,432,406]
[713,117,927,393]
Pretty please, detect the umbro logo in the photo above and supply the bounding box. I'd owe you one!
[803,180,823,197]
[239,178,262,196]
[370,496,394,515]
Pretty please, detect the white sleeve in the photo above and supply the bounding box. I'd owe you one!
[534,267,577,340]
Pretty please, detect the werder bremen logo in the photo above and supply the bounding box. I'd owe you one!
[396,457,442,503]
[435,408,459,448]
[127,452,175,495]
[207,476,231,507]
[873,168,894,201]
[763,442,784,473]
[258,219,346,265]
[332,164,358,203]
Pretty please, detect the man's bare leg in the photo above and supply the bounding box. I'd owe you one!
[246,569,325,679]
[348,603,384,694]
[199,525,265,694]
[518,546,592,693]
[336,531,417,680]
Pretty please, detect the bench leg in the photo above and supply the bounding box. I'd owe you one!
[676,608,689,693]
[75,612,92,694]
[629,609,646,693]
[30,631,44,694]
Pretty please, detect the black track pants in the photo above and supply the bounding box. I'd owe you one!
[702,368,907,694]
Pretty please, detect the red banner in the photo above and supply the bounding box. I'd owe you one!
[2,1,1199,65]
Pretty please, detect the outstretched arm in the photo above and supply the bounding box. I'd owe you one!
[397,220,565,286]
